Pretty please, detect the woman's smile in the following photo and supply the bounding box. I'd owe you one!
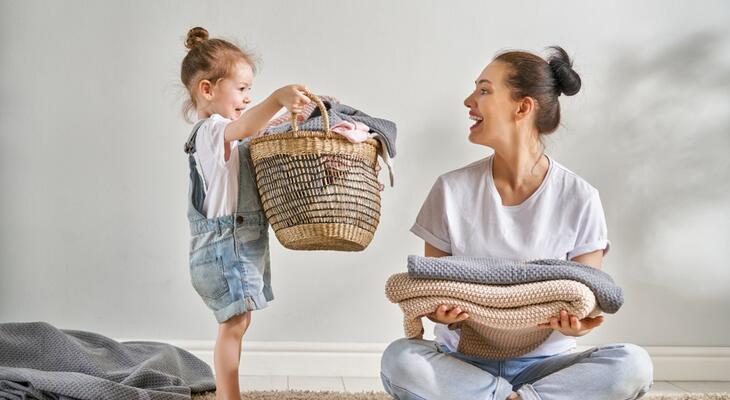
[469,111,484,131]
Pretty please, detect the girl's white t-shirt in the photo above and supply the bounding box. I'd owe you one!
[193,114,240,218]
[410,153,611,358]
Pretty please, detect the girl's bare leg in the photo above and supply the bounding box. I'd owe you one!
[214,312,252,400]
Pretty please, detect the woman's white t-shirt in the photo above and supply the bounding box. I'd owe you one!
[410,153,611,358]
[193,114,240,218]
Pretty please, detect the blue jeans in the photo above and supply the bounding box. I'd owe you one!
[380,338,653,400]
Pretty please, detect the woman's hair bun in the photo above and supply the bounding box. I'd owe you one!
[547,46,581,96]
[185,27,209,50]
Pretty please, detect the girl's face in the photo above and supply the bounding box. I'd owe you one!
[463,61,519,147]
[208,61,253,120]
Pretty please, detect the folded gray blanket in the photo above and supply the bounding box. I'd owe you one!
[407,255,624,313]
[263,101,397,158]
[0,322,215,400]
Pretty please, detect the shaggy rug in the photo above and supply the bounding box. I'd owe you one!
[192,391,730,399]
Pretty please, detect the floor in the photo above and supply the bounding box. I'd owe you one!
[238,376,730,394]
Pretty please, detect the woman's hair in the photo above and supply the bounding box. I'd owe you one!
[494,46,581,134]
[180,27,258,121]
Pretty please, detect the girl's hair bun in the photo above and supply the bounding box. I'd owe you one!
[547,46,581,96]
[185,27,209,50]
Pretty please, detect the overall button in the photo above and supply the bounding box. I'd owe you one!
[235,215,244,224]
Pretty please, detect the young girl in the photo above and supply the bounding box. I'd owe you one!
[180,27,310,400]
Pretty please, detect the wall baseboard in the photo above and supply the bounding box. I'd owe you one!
[148,340,730,381]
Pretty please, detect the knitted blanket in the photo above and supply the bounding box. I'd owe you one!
[408,256,624,313]
[385,275,602,359]
[0,322,215,400]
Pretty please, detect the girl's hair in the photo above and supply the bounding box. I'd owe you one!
[180,27,258,121]
[494,46,581,134]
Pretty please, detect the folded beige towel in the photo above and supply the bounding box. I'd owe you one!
[385,273,602,359]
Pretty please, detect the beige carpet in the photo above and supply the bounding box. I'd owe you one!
[192,391,730,399]
[193,391,390,399]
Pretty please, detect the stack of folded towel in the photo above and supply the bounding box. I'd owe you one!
[385,256,624,359]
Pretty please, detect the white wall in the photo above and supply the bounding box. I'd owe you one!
[1,0,729,350]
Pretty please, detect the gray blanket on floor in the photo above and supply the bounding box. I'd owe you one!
[0,322,215,400]
[407,255,624,313]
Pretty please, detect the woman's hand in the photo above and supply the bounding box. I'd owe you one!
[273,84,311,114]
[538,310,604,337]
[427,305,470,325]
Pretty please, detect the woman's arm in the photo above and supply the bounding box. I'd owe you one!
[425,242,451,258]
[540,249,607,335]
[570,249,604,269]
[423,242,468,325]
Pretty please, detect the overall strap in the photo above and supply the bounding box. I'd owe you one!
[184,119,210,202]
[184,119,207,154]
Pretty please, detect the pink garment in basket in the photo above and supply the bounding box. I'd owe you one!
[330,121,370,143]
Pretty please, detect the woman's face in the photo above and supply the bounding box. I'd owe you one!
[464,61,518,146]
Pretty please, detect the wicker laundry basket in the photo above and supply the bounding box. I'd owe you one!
[248,93,381,251]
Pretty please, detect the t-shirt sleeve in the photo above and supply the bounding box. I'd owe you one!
[195,115,234,166]
[567,189,611,260]
[410,176,452,253]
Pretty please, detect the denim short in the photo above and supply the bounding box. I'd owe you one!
[185,125,274,324]
[188,211,273,323]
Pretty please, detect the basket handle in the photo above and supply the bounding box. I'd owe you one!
[291,92,331,135]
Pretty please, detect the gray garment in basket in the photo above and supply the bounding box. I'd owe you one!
[263,101,398,158]
[0,322,215,400]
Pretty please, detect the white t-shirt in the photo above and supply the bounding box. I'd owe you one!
[193,114,240,218]
[410,153,610,358]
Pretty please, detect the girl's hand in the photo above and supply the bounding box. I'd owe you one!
[426,305,469,325]
[273,84,311,114]
[538,310,604,337]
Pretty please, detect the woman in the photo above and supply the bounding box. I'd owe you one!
[380,47,653,400]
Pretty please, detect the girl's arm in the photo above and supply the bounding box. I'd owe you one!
[224,84,309,143]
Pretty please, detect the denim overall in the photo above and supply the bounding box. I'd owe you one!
[184,120,273,323]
